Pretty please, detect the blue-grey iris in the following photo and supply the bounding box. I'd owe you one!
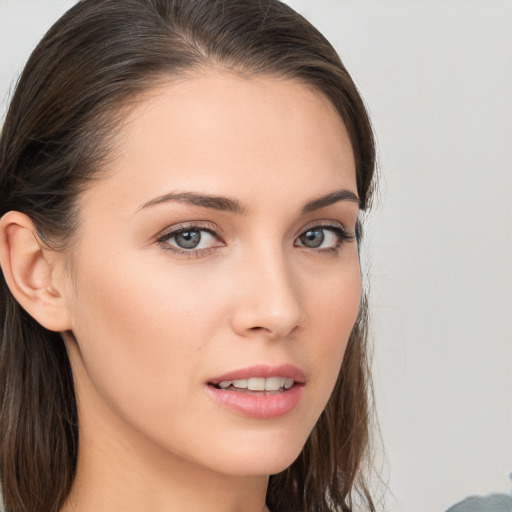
[175,230,201,249]
[299,229,324,248]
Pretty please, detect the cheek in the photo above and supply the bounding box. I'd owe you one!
[68,252,224,421]
[307,258,361,346]
[298,253,362,414]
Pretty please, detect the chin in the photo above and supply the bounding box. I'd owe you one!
[216,453,301,478]
[196,428,309,477]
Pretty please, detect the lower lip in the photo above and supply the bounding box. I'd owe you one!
[205,385,304,419]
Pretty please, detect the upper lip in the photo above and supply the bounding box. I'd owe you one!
[207,364,306,385]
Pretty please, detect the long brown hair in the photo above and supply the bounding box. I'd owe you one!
[0,1,376,510]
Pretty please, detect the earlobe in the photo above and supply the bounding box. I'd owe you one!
[0,211,72,332]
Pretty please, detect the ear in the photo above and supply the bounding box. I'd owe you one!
[0,211,72,332]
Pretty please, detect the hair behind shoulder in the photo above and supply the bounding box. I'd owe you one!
[0,1,376,510]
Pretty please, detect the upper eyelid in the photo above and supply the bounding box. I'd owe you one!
[298,224,354,241]
[155,219,353,243]
[297,219,352,235]
[156,221,223,240]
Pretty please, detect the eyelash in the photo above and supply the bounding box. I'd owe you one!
[156,221,355,259]
[294,222,355,254]
[156,222,223,259]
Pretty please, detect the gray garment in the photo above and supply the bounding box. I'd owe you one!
[445,493,512,512]
[445,475,512,512]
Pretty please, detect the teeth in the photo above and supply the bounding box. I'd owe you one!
[217,377,294,391]
[247,377,265,391]
[265,377,285,391]
[232,379,248,388]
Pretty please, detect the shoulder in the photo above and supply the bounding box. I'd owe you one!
[446,493,512,512]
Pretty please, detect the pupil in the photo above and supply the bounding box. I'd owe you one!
[175,230,201,249]
[301,229,324,248]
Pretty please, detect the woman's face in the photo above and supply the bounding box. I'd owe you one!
[62,72,361,477]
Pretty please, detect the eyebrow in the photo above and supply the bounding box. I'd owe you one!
[139,192,247,214]
[301,189,359,213]
[139,188,359,215]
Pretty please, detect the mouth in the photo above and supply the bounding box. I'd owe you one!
[205,364,305,418]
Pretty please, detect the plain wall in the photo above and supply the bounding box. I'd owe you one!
[1,1,511,511]
[284,1,512,510]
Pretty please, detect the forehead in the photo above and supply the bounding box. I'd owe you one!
[82,72,356,215]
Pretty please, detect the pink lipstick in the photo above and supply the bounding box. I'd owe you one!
[205,364,305,419]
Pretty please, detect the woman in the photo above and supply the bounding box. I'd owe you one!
[0,1,376,511]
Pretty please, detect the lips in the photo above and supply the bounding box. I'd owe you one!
[205,364,305,419]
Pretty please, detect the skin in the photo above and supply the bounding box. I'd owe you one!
[1,72,361,512]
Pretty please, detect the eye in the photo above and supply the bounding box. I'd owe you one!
[157,224,224,256]
[171,229,209,249]
[295,224,354,251]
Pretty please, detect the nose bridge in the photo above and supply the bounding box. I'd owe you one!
[231,240,305,338]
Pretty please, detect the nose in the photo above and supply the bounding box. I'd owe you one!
[229,248,305,340]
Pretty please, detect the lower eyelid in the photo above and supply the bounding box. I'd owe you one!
[161,246,218,259]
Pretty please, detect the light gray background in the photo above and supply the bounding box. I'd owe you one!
[1,1,511,511]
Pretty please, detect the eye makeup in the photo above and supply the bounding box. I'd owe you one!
[294,222,355,254]
[155,218,355,259]
[156,221,225,258]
